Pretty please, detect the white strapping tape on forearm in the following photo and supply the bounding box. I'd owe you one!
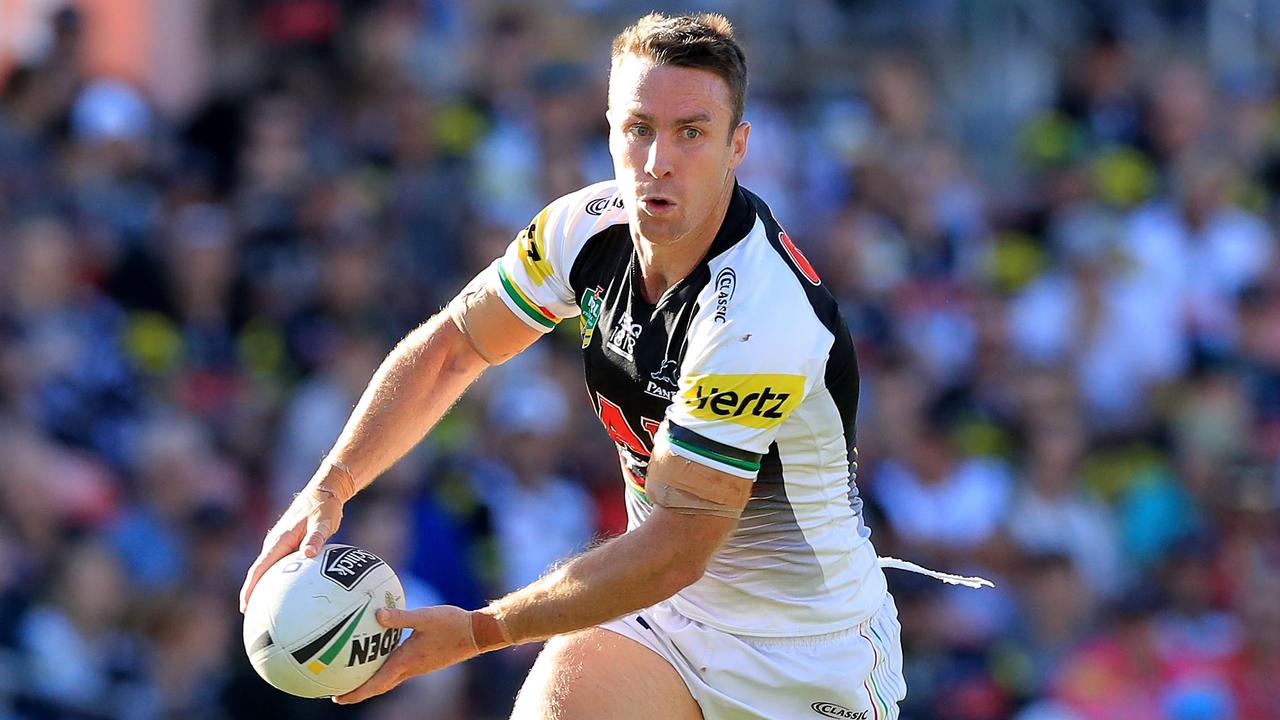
[877,556,995,589]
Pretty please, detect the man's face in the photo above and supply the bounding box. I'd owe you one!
[607,54,749,247]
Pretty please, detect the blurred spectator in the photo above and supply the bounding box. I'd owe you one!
[1006,410,1124,598]
[873,405,1013,565]
[16,538,150,719]
[108,415,240,591]
[3,215,142,467]
[470,376,593,595]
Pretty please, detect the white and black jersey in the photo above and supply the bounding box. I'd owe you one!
[486,180,887,636]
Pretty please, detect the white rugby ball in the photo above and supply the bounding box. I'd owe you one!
[243,544,405,698]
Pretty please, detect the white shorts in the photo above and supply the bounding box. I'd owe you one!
[599,593,906,720]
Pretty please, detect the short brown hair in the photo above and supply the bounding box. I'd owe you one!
[610,12,748,131]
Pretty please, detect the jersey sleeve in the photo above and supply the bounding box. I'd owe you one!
[663,273,833,479]
[491,195,584,332]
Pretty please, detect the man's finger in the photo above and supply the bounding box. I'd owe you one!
[239,553,272,613]
[333,665,403,704]
[303,518,331,558]
[239,536,293,612]
[374,608,415,629]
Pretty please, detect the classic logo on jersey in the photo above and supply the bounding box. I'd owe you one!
[517,209,553,286]
[585,194,624,215]
[713,268,736,324]
[679,373,805,428]
[320,546,385,591]
[810,702,868,720]
[780,231,821,285]
[646,359,680,400]
[605,310,642,361]
[579,286,604,349]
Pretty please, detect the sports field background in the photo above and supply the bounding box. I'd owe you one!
[1,1,1278,719]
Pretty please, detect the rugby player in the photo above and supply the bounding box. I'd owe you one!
[240,12,975,719]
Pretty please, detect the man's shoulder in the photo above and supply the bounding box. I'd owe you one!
[516,181,628,293]
[699,216,833,333]
[544,180,626,226]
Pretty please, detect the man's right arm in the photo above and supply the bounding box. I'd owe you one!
[239,280,542,611]
[241,184,593,612]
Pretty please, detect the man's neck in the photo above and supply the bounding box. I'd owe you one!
[633,182,735,303]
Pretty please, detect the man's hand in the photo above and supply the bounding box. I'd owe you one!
[333,605,483,705]
[238,463,351,613]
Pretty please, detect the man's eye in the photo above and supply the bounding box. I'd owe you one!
[628,125,652,137]
[682,128,701,140]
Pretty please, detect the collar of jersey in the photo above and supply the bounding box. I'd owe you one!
[704,181,755,261]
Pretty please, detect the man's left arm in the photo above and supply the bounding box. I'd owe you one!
[334,441,750,704]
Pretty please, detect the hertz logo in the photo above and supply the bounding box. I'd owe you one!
[680,374,804,428]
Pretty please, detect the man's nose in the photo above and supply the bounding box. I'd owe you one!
[644,134,674,179]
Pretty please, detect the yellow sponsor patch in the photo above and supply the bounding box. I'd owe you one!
[516,208,554,286]
[678,374,805,429]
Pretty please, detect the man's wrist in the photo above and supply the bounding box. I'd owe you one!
[309,456,358,503]
[469,607,513,653]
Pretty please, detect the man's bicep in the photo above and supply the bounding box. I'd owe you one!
[447,267,545,365]
[645,441,753,519]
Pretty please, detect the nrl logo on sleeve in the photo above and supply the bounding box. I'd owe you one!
[679,373,805,428]
[320,546,386,591]
[579,286,604,349]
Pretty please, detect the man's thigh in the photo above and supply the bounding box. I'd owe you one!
[509,628,703,720]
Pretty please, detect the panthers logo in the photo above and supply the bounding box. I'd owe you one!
[651,360,679,387]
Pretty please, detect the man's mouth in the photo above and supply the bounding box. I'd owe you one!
[640,196,676,215]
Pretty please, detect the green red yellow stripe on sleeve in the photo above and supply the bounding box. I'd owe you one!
[498,265,558,328]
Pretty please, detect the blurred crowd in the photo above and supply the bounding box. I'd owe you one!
[1,1,1279,719]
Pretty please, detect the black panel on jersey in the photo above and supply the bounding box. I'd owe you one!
[566,185,756,485]
[746,188,860,456]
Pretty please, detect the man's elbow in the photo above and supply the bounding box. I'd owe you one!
[662,555,710,595]
[650,532,718,597]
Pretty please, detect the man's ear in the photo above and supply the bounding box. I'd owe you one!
[730,120,750,170]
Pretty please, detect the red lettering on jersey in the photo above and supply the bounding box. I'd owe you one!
[641,418,661,441]
[779,231,821,285]
[596,394,651,458]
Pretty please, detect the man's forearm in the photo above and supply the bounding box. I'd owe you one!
[323,313,489,491]
[482,509,719,644]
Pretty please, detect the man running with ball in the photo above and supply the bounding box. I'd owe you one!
[241,13,942,719]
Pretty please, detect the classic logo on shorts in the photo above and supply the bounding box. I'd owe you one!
[579,286,604,349]
[679,373,805,428]
[320,546,385,591]
[810,702,868,720]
